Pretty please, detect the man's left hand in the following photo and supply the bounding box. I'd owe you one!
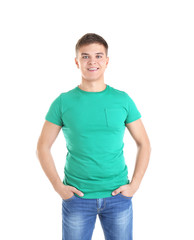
[112,182,139,197]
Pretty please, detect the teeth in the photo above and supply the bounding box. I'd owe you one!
[88,68,98,70]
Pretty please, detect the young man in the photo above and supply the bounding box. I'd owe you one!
[36,33,151,240]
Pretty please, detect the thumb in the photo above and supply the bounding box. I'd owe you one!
[112,188,120,196]
[72,187,84,197]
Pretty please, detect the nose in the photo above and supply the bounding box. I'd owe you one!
[88,56,97,65]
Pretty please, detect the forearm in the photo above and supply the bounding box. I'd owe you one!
[36,146,62,190]
[130,144,151,188]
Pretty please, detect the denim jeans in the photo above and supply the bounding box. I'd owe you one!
[62,193,133,240]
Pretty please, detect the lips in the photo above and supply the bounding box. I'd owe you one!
[88,68,99,71]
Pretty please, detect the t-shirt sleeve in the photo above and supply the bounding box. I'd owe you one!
[124,93,141,124]
[45,94,63,126]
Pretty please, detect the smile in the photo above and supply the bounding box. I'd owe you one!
[87,68,99,71]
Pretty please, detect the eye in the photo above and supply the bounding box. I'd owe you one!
[82,56,88,59]
[96,55,102,58]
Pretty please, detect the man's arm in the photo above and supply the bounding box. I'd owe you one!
[36,120,63,189]
[126,118,151,189]
[36,120,84,199]
[112,118,151,196]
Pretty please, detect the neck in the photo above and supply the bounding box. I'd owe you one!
[78,81,107,92]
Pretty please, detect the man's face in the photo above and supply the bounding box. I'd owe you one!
[75,43,109,82]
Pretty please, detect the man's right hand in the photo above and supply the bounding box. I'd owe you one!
[54,182,84,200]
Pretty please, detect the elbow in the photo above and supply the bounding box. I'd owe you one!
[36,148,39,157]
[137,140,151,152]
[36,147,41,159]
[36,140,41,156]
[36,143,44,159]
[36,142,51,155]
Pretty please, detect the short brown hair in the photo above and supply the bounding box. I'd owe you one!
[75,33,108,58]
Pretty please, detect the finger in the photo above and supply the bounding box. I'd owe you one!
[112,188,121,196]
[71,187,84,197]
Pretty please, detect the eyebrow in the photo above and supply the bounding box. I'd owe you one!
[81,52,104,55]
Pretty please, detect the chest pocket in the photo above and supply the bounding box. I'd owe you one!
[104,108,125,128]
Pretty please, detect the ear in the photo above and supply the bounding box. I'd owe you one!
[106,57,109,67]
[75,57,79,69]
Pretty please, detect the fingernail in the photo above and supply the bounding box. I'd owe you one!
[112,192,115,195]
[81,193,84,196]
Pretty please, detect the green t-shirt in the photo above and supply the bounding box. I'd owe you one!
[45,84,141,199]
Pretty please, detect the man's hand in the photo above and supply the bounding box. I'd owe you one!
[54,182,84,200]
[112,182,139,197]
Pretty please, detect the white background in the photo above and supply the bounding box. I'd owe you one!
[0,0,194,239]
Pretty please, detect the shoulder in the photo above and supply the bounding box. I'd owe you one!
[109,85,131,100]
[60,87,78,100]
[109,85,128,96]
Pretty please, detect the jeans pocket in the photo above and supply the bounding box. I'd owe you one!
[119,193,133,199]
[62,194,76,202]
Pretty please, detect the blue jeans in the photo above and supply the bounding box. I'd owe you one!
[62,193,133,240]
